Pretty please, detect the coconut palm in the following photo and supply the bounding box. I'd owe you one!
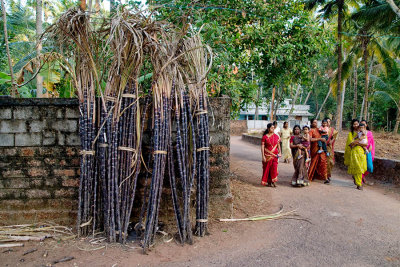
[352,0,400,132]
[370,63,400,132]
[305,0,358,130]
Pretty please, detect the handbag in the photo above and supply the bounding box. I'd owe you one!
[366,151,373,173]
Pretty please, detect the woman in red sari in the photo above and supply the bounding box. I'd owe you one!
[261,123,281,187]
[308,119,329,183]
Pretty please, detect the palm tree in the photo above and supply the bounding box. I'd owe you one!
[352,1,400,132]
[371,66,400,132]
[305,0,348,130]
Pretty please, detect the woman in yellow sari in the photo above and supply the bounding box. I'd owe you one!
[344,120,367,190]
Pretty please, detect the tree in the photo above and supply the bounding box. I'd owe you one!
[305,0,360,130]
[352,1,400,132]
[36,0,44,97]
[1,0,16,96]
[385,0,400,17]
[154,0,332,117]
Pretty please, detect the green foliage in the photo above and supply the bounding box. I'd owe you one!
[153,0,333,116]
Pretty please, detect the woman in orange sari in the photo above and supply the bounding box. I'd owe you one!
[261,123,281,187]
[326,118,338,182]
[308,119,329,183]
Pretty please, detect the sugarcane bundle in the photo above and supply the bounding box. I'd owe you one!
[45,8,102,237]
[180,35,213,237]
[44,6,213,250]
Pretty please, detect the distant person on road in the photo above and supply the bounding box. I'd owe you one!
[273,121,280,135]
[308,118,329,183]
[290,125,310,186]
[326,118,338,182]
[360,120,375,184]
[261,123,281,187]
[281,121,293,163]
[346,122,368,190]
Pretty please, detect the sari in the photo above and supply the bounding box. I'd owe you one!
[290,135,309,186]
[326,127,339,178]
[347,133,368,187]
[344,132,357,167]
[362,130,375,181]
[308,128,328,181]
[281,128,292,161]
[261,134,280,185]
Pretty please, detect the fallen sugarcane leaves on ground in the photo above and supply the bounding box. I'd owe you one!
[0,223,75,248]
[219,206,306,222]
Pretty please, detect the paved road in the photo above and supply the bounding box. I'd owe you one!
[225,136,400,266]
[169,136,400,267]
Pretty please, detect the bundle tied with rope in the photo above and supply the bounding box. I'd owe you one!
[44,7,212,251]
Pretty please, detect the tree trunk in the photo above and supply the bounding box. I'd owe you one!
[335,1,344,131]
[352,65,358,118]
[273,88,280,121]
[362,36,370,120]
[299,85,304,104]
[313,89,319,116]
[254,86,260,127]
[316,86,332,119]
[386,0,400,18]
[304,73,316,105]
[394,95,400,133]
[36,0,44,98]
[1,0,17,97]
[340,80,346,126]
[303,90,311,105]
[289,84,301,115]
[360,95,365,121]
[270,86,276,121]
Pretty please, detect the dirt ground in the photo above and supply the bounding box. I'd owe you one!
[1,136,400,266]
[0,177,279,267]
[335,130,400,159]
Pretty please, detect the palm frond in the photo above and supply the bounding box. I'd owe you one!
[371,39,398,78]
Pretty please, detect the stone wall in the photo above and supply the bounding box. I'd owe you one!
[230,120,247,136]
[241,134,262,146]
[208,97,232,218]
[0,97,231,226]
[334,151,400,185]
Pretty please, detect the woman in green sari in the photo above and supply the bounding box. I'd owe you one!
[344,119,368,190]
